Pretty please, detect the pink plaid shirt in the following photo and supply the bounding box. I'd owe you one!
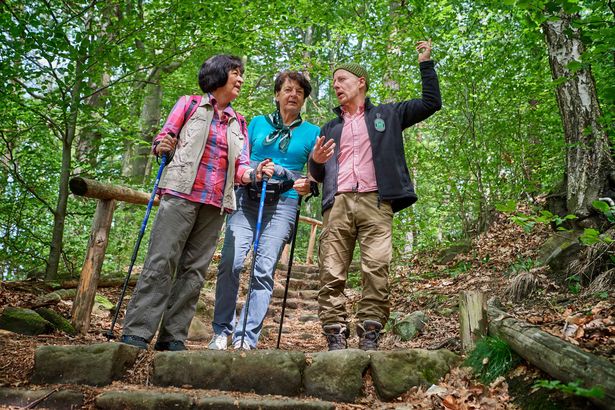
[337,105,378,193]
[154,95,251,211]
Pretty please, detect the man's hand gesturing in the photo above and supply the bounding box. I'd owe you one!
[311,136,335,164]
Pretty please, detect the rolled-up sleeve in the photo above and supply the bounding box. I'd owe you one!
[235,116,252,183]
[152,96,189,153]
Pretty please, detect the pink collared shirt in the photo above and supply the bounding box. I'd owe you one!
[337,106,378,193]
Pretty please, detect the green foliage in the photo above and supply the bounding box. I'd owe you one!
[592,200,615,223]
[533,379,605,399]
[579,228,614,246]
[566,274,582,294]
[499,204,577,233]
[464,336,521,384]
[507,257,538,276]
[445,261,472,278]
[348,270,362,290]
[0,0,612,279]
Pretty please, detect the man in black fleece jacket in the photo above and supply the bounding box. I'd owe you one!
[309,40,441,351]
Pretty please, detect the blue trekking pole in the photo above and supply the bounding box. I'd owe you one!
[105,151,169,341]
[239,176,269,349]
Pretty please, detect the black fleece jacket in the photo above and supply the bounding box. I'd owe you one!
[309,60,442,214]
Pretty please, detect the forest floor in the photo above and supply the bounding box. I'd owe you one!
[0,209,613,409]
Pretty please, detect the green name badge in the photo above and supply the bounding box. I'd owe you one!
[374,117,386,132]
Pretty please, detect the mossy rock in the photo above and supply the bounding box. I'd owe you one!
[33,289,77,306]
[392,311,428,341]
[35,308,76,336]
[94,294,115,310]
[436,240,472,264]
[0,307,54,335]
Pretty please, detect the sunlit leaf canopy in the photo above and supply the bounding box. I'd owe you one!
[0,0,612,279]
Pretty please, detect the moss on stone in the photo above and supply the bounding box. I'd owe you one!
[35,307,76,335]
[0,307,53,335]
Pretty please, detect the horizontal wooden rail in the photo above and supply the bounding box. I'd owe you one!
[69,177,159,206]
[299,215,322,227]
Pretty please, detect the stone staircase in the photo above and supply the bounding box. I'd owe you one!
[0,343,459,409]
[0,264,461,409]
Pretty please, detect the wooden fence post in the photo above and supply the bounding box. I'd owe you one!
[459,290,488,353]
[280,244,290,265]
[71,198,116,334]
[306,224,318,265]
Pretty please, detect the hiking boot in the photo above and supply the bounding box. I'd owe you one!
[233,339,251,350]
[357,320,382,351]
[154,340,187,351]
[322,324,349,351]
[120,334,148,350]
[208,333,228,350]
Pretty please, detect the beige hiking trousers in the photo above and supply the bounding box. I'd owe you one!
[317,192,393,327]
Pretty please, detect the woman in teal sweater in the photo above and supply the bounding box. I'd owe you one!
[209,71,320,349]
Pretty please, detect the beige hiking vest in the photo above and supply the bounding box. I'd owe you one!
[158,95,245,211]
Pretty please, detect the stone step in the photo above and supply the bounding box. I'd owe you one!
[276,263,320,275]
[272,287,299,299]
[0,387,84,409]
[0,387,335,410]
[30,343,460,403]
[297,289,319,299]
[271,288,318,301]
[275,269,318,281]
[270,298,318,311]
[97,390,336,410]
[288,278,320,291]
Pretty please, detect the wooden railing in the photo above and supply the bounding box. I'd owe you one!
[68,177,321,334]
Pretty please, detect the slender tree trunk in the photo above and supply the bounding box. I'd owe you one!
[122,62,181,183]
[122,79,162,182]
[46,59,84,280]
[75,72,110,174]
[542,12,613,217]
[301,25,314,115]
[75,5,115,175]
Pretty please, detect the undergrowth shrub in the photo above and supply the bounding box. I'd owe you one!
[464,336,521,383]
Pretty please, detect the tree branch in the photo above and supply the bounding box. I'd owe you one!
[11,78,48,101]
[0,131,56,215]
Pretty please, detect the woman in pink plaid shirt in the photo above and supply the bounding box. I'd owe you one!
[120,55,274,351]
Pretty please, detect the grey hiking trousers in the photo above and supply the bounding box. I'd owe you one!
[122,195,224,343]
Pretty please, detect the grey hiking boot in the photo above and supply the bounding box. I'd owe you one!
[357,320,382,350]
[322,324,349,351]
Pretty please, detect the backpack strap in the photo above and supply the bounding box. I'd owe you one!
[178,97,198,138]
[163,97,198,163]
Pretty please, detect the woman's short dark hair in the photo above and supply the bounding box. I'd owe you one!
[274,71,312,98]
[198,54,244,93]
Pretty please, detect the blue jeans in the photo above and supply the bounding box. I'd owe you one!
[212,187,298,347]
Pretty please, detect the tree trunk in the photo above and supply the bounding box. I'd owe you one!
[122,78,163,182]
[542,12,613,217]
[459,291,488,352]
[75,4,116,175]
[122,62,181,183]
[45,59,84,281]
[75,72,110,174]
[487,300,615,408]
